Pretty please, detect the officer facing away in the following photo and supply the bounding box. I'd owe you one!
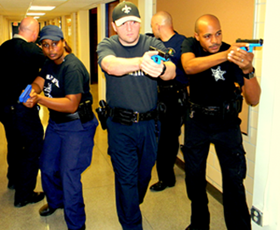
[181,14,261,230]
[0,17,45,208]
[149,11,189,192]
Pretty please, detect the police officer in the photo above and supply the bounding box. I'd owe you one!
[0,17,45,207]
[25,25,98,230]
[97,2,176,229]
[149,11,188,192]
[181,14,261,230]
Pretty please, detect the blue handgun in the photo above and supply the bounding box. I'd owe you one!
[150,46,174,64]
[19,84,32,103]
[236,38,263,52]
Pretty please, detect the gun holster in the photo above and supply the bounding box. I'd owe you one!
[222,88,243,119]
[156,101,167,120]
[78,100,94,123]
[95,100,109,130]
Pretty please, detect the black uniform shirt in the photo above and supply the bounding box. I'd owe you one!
[161,32,188,85]
[181,37,244,106]
[0,37,46,106]
[39,53,92,117]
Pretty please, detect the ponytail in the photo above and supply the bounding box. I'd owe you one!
[64,40,72,53]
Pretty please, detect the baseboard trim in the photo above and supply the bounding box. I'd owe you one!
[175,157,223,205]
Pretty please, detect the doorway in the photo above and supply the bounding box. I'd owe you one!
[89,8,98,84]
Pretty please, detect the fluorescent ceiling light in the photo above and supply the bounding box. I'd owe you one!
[29,6,55,11]
[27,12,45,16]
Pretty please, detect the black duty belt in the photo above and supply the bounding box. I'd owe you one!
[50,100,94,124]
[189,100,242,121]
[190,102,220,111]
[189,101,221,117]
[108,107,157,125]
[158,83,187,92]
[50,112,80,123]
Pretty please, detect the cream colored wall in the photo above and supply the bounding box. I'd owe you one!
[138,0,154,34]
[242,0,265,211]
[156,0,263,209]
[0,16,9,45]
[252,0,280,228]
[156,0,254,42]
[97,4,106,102]
[71,13,77,55]
[77,10,90,73]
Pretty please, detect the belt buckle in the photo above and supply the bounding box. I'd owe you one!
[133,111,140,123]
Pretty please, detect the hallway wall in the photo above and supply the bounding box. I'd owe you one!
[155,0,254,43]
[0,16,10,44]
[252,0,280,228]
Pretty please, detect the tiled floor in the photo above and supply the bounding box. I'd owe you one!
[0,84,227,230]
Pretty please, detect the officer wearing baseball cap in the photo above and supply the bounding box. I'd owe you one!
[97,1,176,229]
[26,24,98,230]
[39,25,64,41]
[112,1,141,26]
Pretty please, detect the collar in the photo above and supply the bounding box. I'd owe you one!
[13,34,28,42]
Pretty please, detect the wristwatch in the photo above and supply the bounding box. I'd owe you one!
[243,67,255,79]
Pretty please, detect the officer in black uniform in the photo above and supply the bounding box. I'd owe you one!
[149,11,188,191]
[181,14,261,230]
[0,17,46,207]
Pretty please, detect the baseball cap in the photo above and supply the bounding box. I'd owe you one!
[112,1,141,27]
[39,25,64,42]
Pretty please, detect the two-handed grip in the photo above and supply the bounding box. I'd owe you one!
[19,85,32,103]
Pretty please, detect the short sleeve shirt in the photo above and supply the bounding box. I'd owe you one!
[39,53,92,117]
[161,33,188,85]
[97,34,166,112]
[181,37,244,106]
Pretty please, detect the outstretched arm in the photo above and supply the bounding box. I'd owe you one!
[101,50,175,80]
[100,55,142,76]
[181,50,229,75]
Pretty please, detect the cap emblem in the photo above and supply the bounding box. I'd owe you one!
[122,5,131,14]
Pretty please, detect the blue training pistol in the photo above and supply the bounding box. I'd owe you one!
[19,84,32,103]
[236,38,264,52]
[149,46,174,64]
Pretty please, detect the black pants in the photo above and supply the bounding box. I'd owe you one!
[156,87,186,185]
[182,116,251,230]
[0,103,44,203]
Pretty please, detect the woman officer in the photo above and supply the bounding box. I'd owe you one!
[25,25,98,230]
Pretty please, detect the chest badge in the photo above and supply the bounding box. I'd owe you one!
[211,66,226,82]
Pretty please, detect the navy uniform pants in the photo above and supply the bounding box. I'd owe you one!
[40,117,98,230]
[0,103,43,203]
[156,86,186,185]
[107,117,158,230]
[181,116,251,230]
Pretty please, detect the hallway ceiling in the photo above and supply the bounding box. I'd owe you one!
[0,0,109,21]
